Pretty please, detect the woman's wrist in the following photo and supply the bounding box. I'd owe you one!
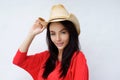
[19,32,35,52]
[28,31,36,38]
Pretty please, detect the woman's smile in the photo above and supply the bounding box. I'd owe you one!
[56,42,64,47]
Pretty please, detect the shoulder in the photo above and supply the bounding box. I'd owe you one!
[77,51,86,59]
[26,50,50,64]
[72,51,87,64]
[34,50,50,58]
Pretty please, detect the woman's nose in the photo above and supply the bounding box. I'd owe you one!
[56,34,61,41]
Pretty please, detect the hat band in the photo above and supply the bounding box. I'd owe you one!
[49,18,67,22]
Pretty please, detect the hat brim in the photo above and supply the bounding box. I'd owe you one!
[48,14,80,35]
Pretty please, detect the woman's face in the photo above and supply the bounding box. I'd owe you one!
[49,22,69,51]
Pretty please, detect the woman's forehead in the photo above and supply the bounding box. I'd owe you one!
[49,22,65,31]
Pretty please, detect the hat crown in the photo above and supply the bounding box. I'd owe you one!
[49,4,69,21]
[47,4,80,35]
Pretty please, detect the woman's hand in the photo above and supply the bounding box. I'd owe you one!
[29,18,47,36]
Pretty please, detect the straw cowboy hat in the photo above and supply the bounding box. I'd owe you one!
[39,4,80,35]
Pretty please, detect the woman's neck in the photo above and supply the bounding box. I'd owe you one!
[58,50,63,61]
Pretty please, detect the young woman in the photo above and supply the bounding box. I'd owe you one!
[13,4,89,80]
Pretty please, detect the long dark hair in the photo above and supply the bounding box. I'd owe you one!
[42,20,80,78]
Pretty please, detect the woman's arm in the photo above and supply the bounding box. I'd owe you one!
[19,18,46,52]
[13,18,47,80]
[13,18,47,65]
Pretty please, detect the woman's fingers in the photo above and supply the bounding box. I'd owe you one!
[38,17,48,28]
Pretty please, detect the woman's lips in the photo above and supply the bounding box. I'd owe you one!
[56,42,64,47]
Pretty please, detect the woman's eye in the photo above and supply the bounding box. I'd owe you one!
[61,31,67,34]
[50,33,55,35]
[62,32,66,34]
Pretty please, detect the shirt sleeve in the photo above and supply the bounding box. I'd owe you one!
[72,51,89,80]
[13,49,49,80]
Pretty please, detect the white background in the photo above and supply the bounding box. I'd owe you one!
[0,0,120,80]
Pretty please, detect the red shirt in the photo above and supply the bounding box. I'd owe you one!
[13,50,89,80]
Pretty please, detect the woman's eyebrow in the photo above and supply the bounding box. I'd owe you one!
[60,28,67,32]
